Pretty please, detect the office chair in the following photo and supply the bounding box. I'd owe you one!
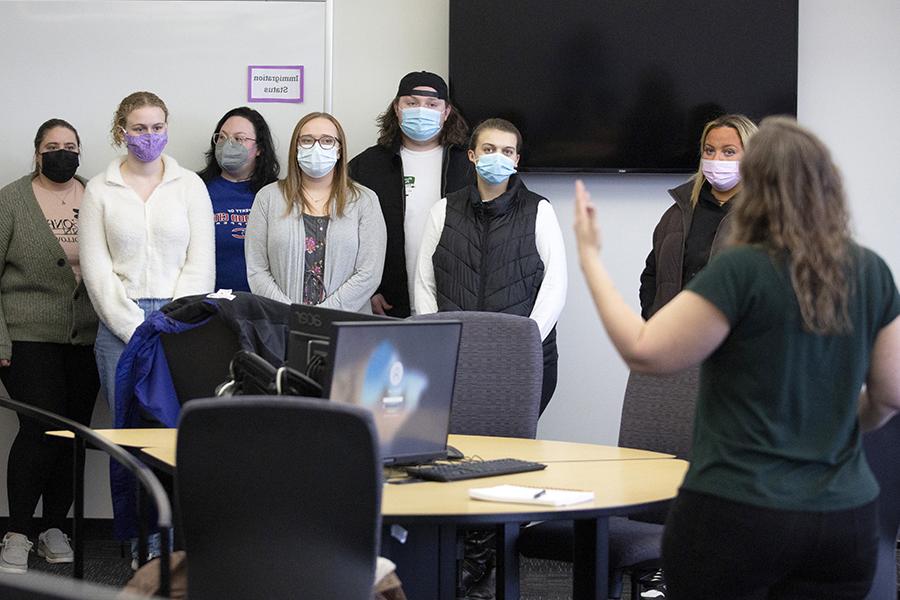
[176,397,382,600]
[862,413,900,600]
[518,366,700,600]
[411,311,543,438]
[0,571,155,600]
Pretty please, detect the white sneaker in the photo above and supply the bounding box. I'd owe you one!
[37,528,73,564]
[0,532,33,573]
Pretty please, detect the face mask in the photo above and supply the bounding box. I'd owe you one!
[215,139,251,174]
[475,153,517,185]
[701,159,741,192]
[297,144,339,178]
[125,131,168,163]
[399,107,443,142]
[40,149,79,183]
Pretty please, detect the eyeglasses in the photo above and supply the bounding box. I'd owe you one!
[212,132,256,146]
[297,135,340,150]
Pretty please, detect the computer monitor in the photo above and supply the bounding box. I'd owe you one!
[326,320,462,466]
[286,304,397,386]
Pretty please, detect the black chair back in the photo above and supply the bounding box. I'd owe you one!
[411,311,542,438]
[176,396,382,600]
[863,413,900,600]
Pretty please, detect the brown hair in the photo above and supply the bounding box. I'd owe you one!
[689,114,758,206]
[110,91,169,146]
[469,118,523,152]
[279,112,358,218]
[32,118,81,177]
[376,98,469,148]
[731,116,853,334]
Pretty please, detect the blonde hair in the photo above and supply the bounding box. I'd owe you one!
[279,112,358,218]
[731,116,853,334]
[110,91,169,146]
[689,114,758,206]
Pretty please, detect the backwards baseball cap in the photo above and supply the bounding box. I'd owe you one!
[396,71,449,100]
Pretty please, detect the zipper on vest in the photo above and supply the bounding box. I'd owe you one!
[477,212,490,310]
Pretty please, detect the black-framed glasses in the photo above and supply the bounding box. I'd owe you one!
[297,135,340,150]
[212,132,256,146]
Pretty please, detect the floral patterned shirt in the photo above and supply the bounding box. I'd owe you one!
[302,213,330,305]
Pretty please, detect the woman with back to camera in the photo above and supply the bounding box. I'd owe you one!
[198,107,280,292]
[0,119,100,574]
[574,116,900,599]
[640,114,758,319]
[245,112,386,311]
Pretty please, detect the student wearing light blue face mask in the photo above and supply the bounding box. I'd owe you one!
[349,71,472,319]
[414,118,567,416]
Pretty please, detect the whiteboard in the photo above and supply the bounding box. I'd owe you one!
[0,0,329,182]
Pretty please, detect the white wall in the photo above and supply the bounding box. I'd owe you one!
[2,0,898,517]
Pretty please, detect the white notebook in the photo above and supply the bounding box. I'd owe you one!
[468,484,595,507]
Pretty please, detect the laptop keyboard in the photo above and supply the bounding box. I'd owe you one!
[404,458,547,482]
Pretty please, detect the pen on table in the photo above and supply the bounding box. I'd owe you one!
[533,489,546,499]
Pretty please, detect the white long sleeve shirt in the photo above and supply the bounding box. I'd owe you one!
[414,197,567,340]
[79,155,215,342]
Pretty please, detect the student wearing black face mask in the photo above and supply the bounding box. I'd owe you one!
[0,119,100,574]
[198,107,280,292]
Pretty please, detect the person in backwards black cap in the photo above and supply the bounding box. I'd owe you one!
[348,71,472,318]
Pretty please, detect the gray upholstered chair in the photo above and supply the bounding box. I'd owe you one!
[518,366,700,599]
[0,571,154,600]
[863,413,900,600]
[410,311,543,439]
[176,397,382,600]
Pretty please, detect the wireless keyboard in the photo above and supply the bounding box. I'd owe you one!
[405,458,547,482]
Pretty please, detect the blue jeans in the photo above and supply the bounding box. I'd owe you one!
[94,298,171,423]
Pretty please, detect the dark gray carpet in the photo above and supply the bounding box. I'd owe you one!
[15,540,900,598]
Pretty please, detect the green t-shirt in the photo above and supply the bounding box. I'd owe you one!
[683,244,900,511]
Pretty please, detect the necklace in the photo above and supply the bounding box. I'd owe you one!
[34,179,79,205]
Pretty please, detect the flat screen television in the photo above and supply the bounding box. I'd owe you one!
[449,1,798,173]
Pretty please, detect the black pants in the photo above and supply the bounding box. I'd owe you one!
[0,341,100,534]
[539,334,558,416]
[662,489,878,600]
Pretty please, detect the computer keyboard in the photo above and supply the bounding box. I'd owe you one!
[405,458,547,482]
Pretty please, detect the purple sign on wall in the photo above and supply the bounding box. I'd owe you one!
[248,65,304,103]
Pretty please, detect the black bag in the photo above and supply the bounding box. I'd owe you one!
[217,350,323,398]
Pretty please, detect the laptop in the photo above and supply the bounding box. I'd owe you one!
[325,320,462,466]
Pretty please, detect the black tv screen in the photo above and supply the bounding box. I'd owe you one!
[449,1,798,173]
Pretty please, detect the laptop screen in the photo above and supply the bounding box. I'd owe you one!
[326,321,462,466]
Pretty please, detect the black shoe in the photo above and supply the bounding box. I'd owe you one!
[639,568,666,599]
[457,530,496,599]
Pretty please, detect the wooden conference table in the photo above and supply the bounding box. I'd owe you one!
[52,429,687,600]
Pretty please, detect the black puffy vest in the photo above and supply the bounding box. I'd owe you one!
[433,176,545,317]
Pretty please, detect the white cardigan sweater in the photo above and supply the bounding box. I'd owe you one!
[79,155,215,342]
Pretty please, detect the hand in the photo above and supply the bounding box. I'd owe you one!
[573,179,602,256]
[370,293,393,315]
[0,358,10,368]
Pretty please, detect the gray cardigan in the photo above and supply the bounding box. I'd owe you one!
[244,181,386,313]
[0,174,98,359]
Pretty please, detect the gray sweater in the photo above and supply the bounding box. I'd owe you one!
[244,181,386,313]
[0,175,98,359]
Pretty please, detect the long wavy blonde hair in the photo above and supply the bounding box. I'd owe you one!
[731,116,853,334]
[279,112,358,218]
[689,114,758,206]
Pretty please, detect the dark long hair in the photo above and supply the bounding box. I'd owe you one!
[32,118,81,177]
[731,116,853,334]
[198,107,280,193]
[376,99,469,148]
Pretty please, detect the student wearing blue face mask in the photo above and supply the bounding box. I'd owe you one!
[245,112,386,311]
[414,118,567,416]
[349,71,472,318]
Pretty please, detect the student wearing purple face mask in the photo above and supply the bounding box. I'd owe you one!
[79,91,215,418]
[640,114,758,319]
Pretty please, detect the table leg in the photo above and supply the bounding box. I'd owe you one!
[573,516,609,600]
[72,437,85,579]
[495,522,520,600]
